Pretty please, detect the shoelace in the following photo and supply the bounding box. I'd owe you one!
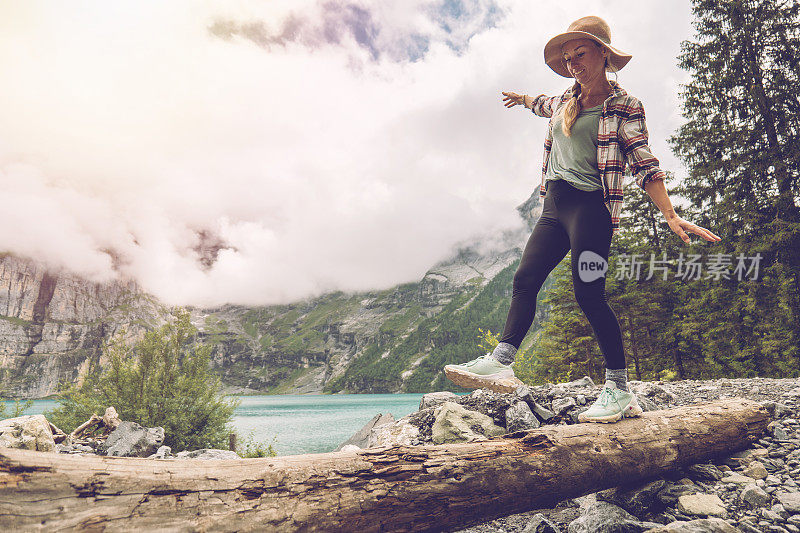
[462,353,492,367]
[596,386,617,407]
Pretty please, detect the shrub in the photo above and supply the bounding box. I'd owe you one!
[46,307,240,451]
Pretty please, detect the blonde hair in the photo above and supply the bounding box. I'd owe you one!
[560,42,616,137]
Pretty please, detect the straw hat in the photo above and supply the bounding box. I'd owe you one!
[544,16,632,78]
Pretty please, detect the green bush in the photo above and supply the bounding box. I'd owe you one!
[45,307,242,452]
[238,432,278,458]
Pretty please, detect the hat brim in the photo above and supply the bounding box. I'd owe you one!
[544,31,632,78]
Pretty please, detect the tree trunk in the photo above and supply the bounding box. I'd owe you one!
[0,398,770,533]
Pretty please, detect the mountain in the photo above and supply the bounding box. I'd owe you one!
[0,191,544,398]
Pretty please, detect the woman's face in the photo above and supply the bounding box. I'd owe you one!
[561,38,607,85]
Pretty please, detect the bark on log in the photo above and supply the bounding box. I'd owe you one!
[0,398,770,533]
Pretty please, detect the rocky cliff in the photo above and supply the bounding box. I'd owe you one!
[0,191,542,398]
[0,254,171,398]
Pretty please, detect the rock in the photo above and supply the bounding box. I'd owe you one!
[98,421,164,457]
[762,401,793,419]
[175,449,240,460]
[339,444,361,453]
[628,381,677,406]
[531,402,556,423]
[505,400,540,432]
[772,503,789,519]
[0,414,56,452]
[643,517,741,532]
[740,484,771,508]
[368,417,420,447]
[514,386,555,422]
[761,509,783,522]
[687,463,723,481]
[567,501,660,533]
[102,406,121,430]
[723,450,758,469]
[335,412,395,451]
[768,422,790,441]
[676,493,727,517]
[430,402,505,445]
[522,512,561,533]
[721,474,756,485]
[419,392,460,411]
[552,397,577,416]
[456,389,515,426]
[776,492,800,514]
[148,445,172,459]
[55,443,95,454]
[743,461,769,480]
[635,395,660,412]
[657,483,700,506]
[597,479,667,518]
[564,376,595,388]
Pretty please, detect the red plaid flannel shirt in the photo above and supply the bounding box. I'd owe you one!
[530,80,666,234]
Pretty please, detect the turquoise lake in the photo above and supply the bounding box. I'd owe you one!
[5,394,469,456]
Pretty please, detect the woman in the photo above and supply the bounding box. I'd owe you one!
[443,16,721,424]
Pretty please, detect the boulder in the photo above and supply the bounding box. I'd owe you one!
[522,513,561,533]
[335,412,395,451]
[597,478,667,518]
[505,400,540,432]
[456,389,515,427]
[739,483,770,508]
[513,386,555,422]
[676,493,727,518]
[628,381,676,406]
[148,445,172,459]
[742,461,768,480]
[367,417,420,448]
[552,397,577,416]
[0,414,55,452]
[686,463,723,481]
[776,492,800,514]
[567,501,661,533]
[430,402,505,445]
[98,421,165,457]
[419,392,460,411]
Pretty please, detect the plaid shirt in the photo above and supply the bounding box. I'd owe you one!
[530,80,666,234]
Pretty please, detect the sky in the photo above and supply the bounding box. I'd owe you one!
[0,0,694,307]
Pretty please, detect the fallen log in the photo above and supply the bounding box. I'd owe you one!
[0,398,770,533]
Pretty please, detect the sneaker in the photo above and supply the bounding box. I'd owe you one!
[443,353,522,393]
[577,381,644,424]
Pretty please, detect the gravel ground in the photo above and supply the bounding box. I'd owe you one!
[453,376,800,533]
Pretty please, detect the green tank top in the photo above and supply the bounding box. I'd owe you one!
[544,102,603,192]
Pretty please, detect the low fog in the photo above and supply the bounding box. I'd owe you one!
[0,0,691,306]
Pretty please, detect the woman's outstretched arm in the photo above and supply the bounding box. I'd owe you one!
[620,97,722,244]
[501,92,560,118]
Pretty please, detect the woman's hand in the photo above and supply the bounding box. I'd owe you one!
[666,215,722,244]
[502,91,526,108]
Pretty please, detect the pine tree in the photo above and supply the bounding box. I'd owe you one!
[668,0,800,372]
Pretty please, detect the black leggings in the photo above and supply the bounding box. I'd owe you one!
[500,178,626,370]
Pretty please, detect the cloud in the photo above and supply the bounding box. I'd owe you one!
[0,0,693,307]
